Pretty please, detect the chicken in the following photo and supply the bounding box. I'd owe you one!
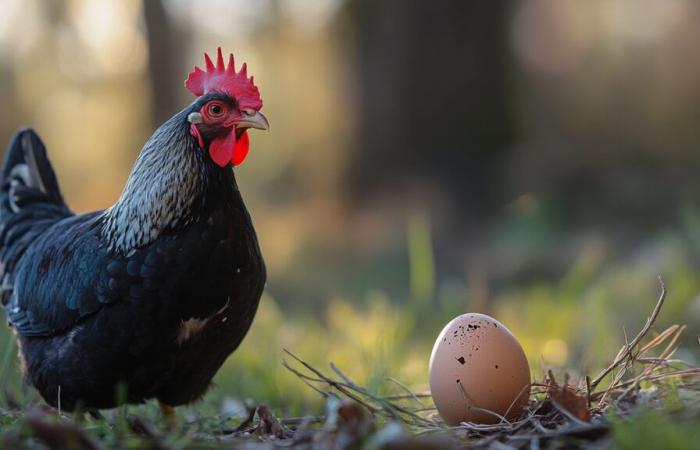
[0,49,269,411]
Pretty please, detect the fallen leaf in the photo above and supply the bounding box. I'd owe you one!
[546,370,592,422]
[256,404,292,439]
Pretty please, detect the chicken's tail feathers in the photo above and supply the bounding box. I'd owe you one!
[0,129,72,306]
[1,128,67,213]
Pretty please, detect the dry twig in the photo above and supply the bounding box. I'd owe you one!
[282,278,700,449]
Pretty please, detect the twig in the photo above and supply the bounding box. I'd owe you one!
[284,350,438,427]
[585,376,592,409]
[278,279,700,450]
[590,278,666,389]
[282,356,374,411]
[456,380,511,426]
[386,377,426,407]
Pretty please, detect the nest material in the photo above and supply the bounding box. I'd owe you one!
[281,278,700,449]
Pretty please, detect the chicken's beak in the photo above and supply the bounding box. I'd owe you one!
[232,111,269,131]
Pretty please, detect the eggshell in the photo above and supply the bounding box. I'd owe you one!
[429,313,530,425]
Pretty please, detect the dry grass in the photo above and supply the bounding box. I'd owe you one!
[274,278,700,449]
[1,279,698,449]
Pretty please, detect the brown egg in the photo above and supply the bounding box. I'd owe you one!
[429,313,530,425]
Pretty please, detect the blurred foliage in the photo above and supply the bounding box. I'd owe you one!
[407,212,435,304]
[612,405,700,450]
[0,1,699,437]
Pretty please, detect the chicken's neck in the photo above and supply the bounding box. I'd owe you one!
[103,109,237,255]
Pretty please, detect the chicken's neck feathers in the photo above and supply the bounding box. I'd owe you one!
[103,109,225,254]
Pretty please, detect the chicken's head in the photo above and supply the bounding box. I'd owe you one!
[185,48,269,167]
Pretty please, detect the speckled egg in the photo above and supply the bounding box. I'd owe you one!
[429,313,530,425]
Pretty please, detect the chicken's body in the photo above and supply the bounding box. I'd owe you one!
[0,51,268,410]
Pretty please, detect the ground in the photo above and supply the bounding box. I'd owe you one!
[0,284,698,450]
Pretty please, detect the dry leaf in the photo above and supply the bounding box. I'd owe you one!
[256,404,292,439]
[546,370,592,422]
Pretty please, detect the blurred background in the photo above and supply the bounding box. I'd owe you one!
[1,0,700,413]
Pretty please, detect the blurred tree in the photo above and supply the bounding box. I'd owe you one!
[346,0,515,217]
[143,0,182,127]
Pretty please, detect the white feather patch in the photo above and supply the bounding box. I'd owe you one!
[176,317,210,345]
[175,299,230,345]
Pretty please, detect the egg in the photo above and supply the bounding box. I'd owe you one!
[429,313,530,425]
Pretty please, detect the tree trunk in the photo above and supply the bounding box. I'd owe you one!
[346,0,514,217]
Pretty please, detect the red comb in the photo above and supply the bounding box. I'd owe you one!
[185,48,262,111]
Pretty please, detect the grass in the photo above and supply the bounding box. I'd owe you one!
[612,408,700,450]
[0,216,699,448]
[0,278,696,449]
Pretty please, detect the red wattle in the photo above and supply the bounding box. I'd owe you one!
[209,131,236,167]
[232,131,250,166]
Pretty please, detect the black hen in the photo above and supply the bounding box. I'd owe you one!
[0,49,269,410]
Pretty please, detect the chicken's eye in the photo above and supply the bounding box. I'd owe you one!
[207,102,225,118]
